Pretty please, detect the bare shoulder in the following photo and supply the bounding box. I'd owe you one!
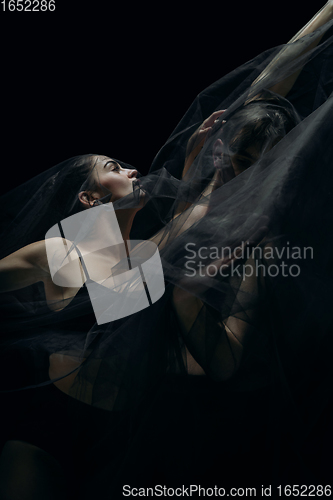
[1,239,47,272]
[24,237,73,274]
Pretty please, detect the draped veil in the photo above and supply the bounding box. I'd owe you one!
[1,14,333,495]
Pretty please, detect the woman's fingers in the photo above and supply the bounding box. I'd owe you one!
[203,109,226,129]
[200,110,227,143]
[189,110,227,153]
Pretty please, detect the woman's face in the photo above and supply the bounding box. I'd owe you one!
[230,145,260,176]
[213,139,260,184]
[92,155,139,201]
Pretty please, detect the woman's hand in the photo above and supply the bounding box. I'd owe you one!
[186,109,226,156]
[182,110,226,179]
[188,110,226,152]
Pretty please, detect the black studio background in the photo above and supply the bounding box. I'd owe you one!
[0,1,331,495]
[1,0,326,193]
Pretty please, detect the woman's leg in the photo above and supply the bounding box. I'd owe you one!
[0,440,67,500]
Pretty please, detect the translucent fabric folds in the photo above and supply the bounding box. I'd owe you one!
[1,15,333,496]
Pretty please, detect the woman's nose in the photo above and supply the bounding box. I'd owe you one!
[127,169,138,178]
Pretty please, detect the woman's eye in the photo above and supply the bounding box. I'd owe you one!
[110,164,120,172]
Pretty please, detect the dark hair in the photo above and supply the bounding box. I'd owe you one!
[44,154,112,218]
[222,90,301,156]
[1,154,112,256]
[66,155,112,216]
[57,154,97,216]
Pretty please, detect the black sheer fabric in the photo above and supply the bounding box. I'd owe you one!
[1,14,333,498]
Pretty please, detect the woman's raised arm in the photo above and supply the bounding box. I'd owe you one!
[251,1,333,97]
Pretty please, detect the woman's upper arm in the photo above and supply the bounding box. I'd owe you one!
[0,240,49,292]
[251,3,333,98]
